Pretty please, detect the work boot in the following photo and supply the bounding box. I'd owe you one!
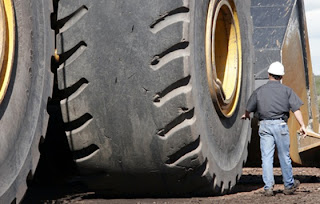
[264,188,274,196]
[283,180,300,195]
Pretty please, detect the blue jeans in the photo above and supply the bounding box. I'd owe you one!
[259,119,294,190]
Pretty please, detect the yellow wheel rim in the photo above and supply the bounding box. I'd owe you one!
[0,0,15,104]
[205,0,242,118]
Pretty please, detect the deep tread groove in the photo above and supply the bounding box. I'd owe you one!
[157,108,194,137]
[10,198,16,204]
[58,78,89,99]
[38,135,45,152]
[153,76,191,103]
[64,113,93,131]
[181,158,208,180]
[50,0,59,32]
[165,136,200,164]
[150,7,190,29]
[196,158,208,178]
[213,174,217,187]
[151,41,189,66]
[56,41,87,67]
[72,144,99,160]
[26,170,33,188]
[56,5,88,32]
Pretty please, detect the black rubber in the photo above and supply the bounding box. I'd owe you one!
[55,0,253,196]
[0,0,53,203]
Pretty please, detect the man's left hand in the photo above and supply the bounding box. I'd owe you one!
[241,111,251,120]
[299,125,307,138]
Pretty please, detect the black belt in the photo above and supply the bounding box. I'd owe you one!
[260,118,284,121]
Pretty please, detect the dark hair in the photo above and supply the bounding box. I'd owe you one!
[270,74,282,80]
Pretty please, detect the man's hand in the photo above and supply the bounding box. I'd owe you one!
[241,111,251,120]
[299,125,307,138]
[293,110,307,138]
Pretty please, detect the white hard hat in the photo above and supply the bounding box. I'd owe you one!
[268,61,285,76]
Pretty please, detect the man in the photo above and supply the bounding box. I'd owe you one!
[241,61,307,196]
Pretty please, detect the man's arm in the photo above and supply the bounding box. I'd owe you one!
[293,109,307,137]
[241,91,257,120]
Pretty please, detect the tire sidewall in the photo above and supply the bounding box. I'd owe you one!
[190,0,253,184]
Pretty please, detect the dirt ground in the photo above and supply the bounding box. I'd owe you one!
[23,167,320,204]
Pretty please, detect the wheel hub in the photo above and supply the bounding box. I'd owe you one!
[205,0,242,118]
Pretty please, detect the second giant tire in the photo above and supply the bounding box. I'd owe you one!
[56,0,253,195]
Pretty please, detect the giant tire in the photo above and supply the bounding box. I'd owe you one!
[55,0,253,195]
[0,0,53,203]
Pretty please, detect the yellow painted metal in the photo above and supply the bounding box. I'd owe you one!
[299,140,320,153]
[0,2,6,75]
[282,4,320,165]
[293,130,320,153]
[297,130,320,152]
[0,0,15,104]
[304,130,320,140]
[205,0,242,118]
[282,26,307,165]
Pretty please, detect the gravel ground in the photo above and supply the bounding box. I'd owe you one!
[23,167,320,204]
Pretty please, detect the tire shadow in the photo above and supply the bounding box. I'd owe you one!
[22,71,84,203]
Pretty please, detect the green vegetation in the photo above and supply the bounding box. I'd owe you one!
[315,75,320,95]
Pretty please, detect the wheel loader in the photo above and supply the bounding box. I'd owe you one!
[0,0,319,203]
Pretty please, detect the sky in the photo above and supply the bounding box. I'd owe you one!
[305,0,320,75]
